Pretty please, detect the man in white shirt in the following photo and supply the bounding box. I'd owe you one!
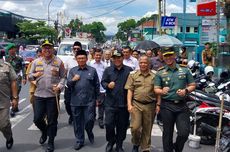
[89,48,106,129]
[103,49,112,68]
[122,46,139,70]
[64,41,82,125]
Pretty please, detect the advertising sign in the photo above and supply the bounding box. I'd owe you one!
[197,0,216,16]
[161,16,176,28]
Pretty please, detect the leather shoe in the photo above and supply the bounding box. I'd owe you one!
[39,131,47,145]
[105,142,114,152]
[6,137,13,149]
[74,143,84,150]
[132,145,139,152]
[46,143,54,152]
[87,132,94,144]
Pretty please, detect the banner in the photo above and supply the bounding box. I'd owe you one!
[197,0,216,16]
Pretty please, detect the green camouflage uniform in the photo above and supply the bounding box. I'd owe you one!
[5,55,26,94]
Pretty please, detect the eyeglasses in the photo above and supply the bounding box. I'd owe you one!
[73,47,81,51]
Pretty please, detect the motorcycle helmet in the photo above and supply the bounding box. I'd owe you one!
[204,66,214,76]
[187,60,195,69]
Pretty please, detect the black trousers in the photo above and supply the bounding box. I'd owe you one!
[97,93,105,124]
[161,104,190,152]
[64,86,72,118]
[105,107,129,147]
[71,105,96,144]
[34,96,58,138]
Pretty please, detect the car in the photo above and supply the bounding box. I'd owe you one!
[57,38,96,63]
[20,50,37,68]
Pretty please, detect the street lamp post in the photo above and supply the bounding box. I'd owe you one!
[48,0,53,26]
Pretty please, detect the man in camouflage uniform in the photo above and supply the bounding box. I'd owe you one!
[0,52,18,149]
[5,43,26,116]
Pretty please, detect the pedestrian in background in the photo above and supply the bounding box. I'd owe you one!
[122,46,139,70]
[150,47,165,126]
[132,50,140,60]
[64,41,82,125]
[26,47,43,110]
[67,50,100,150]
[28,40,65,152]
[154,47,196,152]
[0,53,18,150]
[201,42,215,66]
[125,55,158,152]
[103,49,112,68]
[102,50,132,152]
[89,48,106,129]
[5,43,26,117]
[146,49,154,58]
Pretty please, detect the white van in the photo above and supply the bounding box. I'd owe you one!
[57,38,95,63]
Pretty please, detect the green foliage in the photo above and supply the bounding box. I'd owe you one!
[116,19,136,42]
[66,19,106,43]
[17,21,57,43]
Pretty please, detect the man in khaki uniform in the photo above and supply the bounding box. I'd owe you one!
[125,55,159,152]
[0,54,18,149]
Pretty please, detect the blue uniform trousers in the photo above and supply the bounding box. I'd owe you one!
[71,105,95,144]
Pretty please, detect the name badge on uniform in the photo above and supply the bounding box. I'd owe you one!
[35,67,44,72]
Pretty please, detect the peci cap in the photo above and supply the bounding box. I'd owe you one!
[162,47,175,56]
[75,50,87,57]
[73,41,82,48]
[6,43,16,51]
[112,50,123,57]
[41,40,53,47]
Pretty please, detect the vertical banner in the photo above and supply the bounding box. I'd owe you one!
[197,0,216,16]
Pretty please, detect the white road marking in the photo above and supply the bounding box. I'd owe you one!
[28,123,39,131]
[127,124,163,136]
[11,104,32,128]
[18,98,26,104]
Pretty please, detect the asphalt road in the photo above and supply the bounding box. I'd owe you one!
[0,84,215,152]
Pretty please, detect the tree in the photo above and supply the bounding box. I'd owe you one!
[67,18,83,36]
[116,19,136,42]
[17,21,57,43]
[81,21,106,43]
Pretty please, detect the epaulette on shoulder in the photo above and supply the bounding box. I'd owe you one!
[157,66,165,71]
[130,70,138,74]
[179,64,187,67]
[3,61,11,66]
[151,70,157,74]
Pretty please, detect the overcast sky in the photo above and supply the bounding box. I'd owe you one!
[0,0,197,34]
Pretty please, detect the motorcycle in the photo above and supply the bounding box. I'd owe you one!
[188,81,230,145]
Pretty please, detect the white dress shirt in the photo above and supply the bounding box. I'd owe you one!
[123,56,139,70]
[89,60,106,93]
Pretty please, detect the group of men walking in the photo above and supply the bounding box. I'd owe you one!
[0,40,196,152]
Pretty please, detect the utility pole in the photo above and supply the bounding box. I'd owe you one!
[158,0,162,35]
[216,0,220,55]
[182,0,186,44]
[48,0,53,26]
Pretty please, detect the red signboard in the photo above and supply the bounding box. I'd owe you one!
[197,0,216,16]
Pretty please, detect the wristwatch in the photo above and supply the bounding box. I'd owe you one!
[12,96,19,99]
